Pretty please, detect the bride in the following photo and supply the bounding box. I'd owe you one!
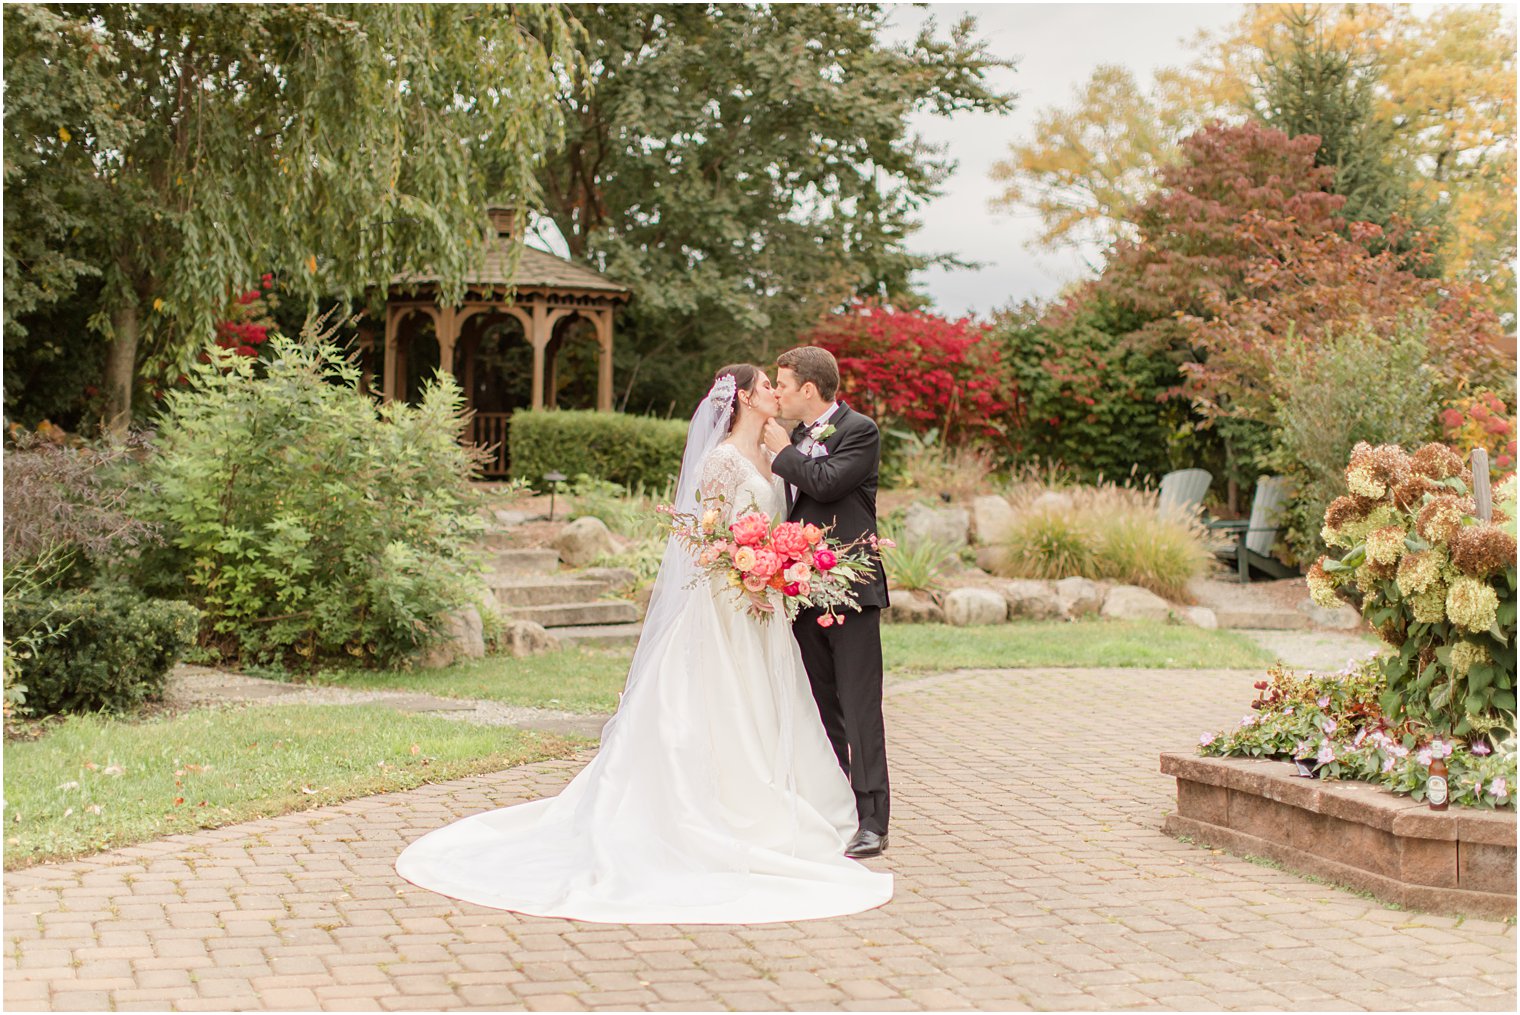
[395,364,893,923]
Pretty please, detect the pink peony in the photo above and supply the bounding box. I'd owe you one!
[817,613,835,628]
[732,546,757,572]
[813,549,838,571]
[750,548,782,580]
[730,512,770,547]
[802,524,824,546]
[772,522,809,558]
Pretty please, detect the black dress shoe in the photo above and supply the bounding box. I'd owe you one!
[844,829,888,858]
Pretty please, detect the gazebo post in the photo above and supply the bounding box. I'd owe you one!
[596,309,614,412]
[437,306,460,390]
[382,305,400,403]
[529,301,548,411]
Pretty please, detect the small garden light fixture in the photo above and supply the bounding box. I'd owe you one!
[544,470,567,521]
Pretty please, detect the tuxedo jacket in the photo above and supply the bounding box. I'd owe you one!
[770,402,890,610]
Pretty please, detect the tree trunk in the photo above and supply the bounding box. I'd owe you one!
[103,301,140,434]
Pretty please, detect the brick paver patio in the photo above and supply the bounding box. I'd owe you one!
[5,665,1515,1011]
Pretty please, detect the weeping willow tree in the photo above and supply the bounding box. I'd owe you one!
[3,3,577,429]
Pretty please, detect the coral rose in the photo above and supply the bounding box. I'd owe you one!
[802,523,824,546]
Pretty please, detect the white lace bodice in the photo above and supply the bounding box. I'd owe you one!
[699,442,785,522]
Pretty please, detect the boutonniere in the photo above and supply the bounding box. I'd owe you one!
[810,423,838,441]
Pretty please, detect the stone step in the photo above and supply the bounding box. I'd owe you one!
[554,623,644,650]
[485,548,561,576]
[1212,608,1311,631]
[490,577,611,607]
[503,601,640,628]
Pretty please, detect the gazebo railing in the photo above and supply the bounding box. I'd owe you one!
[470,412,512,477]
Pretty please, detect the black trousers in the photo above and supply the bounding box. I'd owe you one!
[792,605,890,835]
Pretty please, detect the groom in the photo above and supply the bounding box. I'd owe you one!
[763,346,891,859]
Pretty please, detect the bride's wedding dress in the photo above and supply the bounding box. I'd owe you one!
[395,437,892,923]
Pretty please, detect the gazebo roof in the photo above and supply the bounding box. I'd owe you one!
[390,239,630,298]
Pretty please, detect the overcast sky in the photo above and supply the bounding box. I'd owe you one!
[882,2,1246,318]
[526,3,1249,318]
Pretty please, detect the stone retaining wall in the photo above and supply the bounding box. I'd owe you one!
[1160,752,1516,920]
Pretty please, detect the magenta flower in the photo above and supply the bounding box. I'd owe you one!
[1316,742,1335,765]
[1316,695,1331,708]
[1322,719,1338,735]
[1471,741,1492,756]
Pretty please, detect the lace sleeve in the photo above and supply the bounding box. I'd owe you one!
[698,445,749,521]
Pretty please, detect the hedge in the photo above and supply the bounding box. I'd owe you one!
[5,588,201,716]
[509,410,688,491]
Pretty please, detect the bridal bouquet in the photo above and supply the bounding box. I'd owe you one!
[659,499,890,625]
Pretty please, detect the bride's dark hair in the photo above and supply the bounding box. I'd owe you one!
[712,363,761,433]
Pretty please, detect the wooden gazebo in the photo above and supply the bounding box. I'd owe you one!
[364,208,631,475]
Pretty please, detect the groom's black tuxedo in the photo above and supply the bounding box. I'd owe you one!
[770,402,890,837]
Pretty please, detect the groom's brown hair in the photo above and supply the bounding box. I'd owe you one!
[776,346,839,401]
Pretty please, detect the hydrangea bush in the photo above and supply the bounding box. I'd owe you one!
[1307,441,1517,737]
[1199,440,1517,810]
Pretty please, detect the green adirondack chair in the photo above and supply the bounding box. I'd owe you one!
[1208,475,1296,581]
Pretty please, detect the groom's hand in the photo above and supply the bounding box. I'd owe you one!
[762,418,792,454]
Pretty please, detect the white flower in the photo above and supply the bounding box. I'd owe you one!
[1199,731,1216,747]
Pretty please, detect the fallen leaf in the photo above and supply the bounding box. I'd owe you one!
[85,804,103,816]
[83,762,99,771]
[57,781,80,792]
[300,786,318,795]
[103,765,124,777]
[62,807,73,818]
[409,743,421,755]
[173,797,185,806]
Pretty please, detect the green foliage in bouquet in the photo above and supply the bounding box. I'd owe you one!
[138,325,488,669]
[1306,441,1518,738]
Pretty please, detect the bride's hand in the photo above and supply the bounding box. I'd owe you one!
[761,418,791,454]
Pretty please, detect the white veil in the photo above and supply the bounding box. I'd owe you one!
[614,375,736,699]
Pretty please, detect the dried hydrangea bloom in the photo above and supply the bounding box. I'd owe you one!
[1392,474,1442,511]
[1377,620,1407,647]
[1339,504,1397,548]
[1409,442,1466,481]
[1345,443,1388,499]
[1306,558,1341,608]
[1446,576,1500,633]
[1447,640,1491,678]
[1365,525,1407,566]
[1416,495,1470,544]
[1449,523,1518,578]
[1395,549,1443,596]
[1410,583,1448,624]
[1354,566,1381,596]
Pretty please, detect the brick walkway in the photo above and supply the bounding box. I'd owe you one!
[5,666,1515,1011]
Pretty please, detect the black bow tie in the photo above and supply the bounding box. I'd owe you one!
[791,421,808,441]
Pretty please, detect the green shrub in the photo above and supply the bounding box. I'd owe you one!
[509,410,687,491]
[5,588,199,716]
[137,327,487,669]
[1267,323,1440,565]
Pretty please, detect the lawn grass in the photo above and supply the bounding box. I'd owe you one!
[303,647,633,713]
[302,619,1276,715]
[882,620,1277,673]
[2,704,586,870]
